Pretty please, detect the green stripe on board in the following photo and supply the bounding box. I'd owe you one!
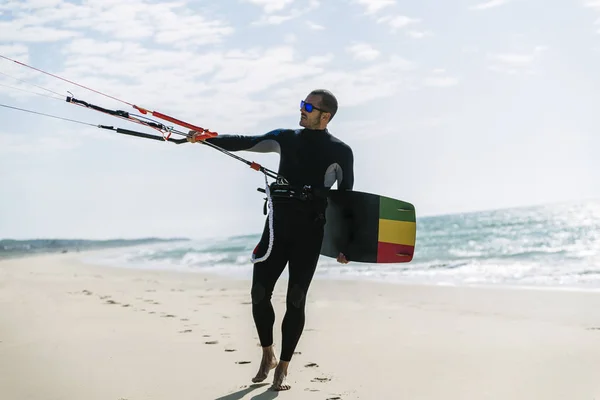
[379,196,416,222]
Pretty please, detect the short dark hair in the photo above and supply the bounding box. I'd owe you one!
[310,89,338,121]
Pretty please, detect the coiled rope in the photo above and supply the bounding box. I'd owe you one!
[251,173,275,263]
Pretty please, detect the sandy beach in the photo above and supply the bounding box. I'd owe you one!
[1,250,599,400]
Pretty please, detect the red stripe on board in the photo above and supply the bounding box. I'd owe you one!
[376,242,415,263]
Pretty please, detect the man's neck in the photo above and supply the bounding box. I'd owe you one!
[304,127,328,132]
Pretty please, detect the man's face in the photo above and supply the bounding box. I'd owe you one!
[299,94,326,129]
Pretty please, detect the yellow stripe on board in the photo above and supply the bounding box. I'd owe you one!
[378,219,416,246]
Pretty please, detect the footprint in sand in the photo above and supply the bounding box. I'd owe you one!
[235,360,251,364]
[225,348,236,352]
[205,340,219,344]
[105,300,119,305]
[304,362,318,367]
[179,329,192,333]
[311,377,331,383]
[121,304,131,308]
[82,290,92,295]
[326,397,342,400]
[180,318,189,321]
[161,314,176,318]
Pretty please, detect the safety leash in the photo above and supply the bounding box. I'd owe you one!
[251,173,276,264]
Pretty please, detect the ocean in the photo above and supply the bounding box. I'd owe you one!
[3,199,599,291]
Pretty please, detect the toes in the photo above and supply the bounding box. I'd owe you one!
[270,384,291,391]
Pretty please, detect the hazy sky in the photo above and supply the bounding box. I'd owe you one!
[1,0,599,240]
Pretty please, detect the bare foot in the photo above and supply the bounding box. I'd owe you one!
[270,362,291,391]
[252,346,278,383]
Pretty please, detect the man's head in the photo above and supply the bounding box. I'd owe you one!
[299,89,338,130]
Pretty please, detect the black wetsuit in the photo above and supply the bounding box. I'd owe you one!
[206,127,354,361]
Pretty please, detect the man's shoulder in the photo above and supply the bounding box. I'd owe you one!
[265,128,296,136]
[327,131,353,152]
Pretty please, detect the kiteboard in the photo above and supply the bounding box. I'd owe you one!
[320,190,416,263]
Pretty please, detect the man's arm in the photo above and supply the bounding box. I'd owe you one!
[203,129,283,153]
[336,145,354,264]
[337,146,354,190]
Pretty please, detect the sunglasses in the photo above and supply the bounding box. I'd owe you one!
[300,100,327,113]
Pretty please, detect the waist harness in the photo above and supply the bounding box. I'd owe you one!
[252,180,328,265]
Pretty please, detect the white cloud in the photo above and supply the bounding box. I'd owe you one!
[283,33,297,43]
[0,19,80,42]
[407,30,433,39]
[346,42,380,61]
[469,0,510,10]
[0,44,29,60]
[0,0,234,48]
[353,0,396,15]
[306,21,325,30]
[377,15,420,32]
[4,37,415,133]
[423,69,459,87]
[0,0,424,136]
[487,45,548,75]
[252,13,298,25]
[242,0,295,13]
[309,55,417,108]
[351,0,424,36]
[584,0,600,10]
[462,45,479,53]
[249,0,320,25]
[0,45,38,85]
[584,2,600,33]
[0,129,83,155]
[424,76,459,87]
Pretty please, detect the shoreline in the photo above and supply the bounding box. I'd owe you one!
[76,247,600,295]
[1,251,599,399]
[5,239,599,294]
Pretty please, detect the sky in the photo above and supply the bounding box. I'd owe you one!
[1,0,599,240]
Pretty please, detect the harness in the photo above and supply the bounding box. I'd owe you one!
[261,182,317,202]
[251,178,327,264]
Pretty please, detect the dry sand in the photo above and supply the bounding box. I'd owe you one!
[1,250,600,400]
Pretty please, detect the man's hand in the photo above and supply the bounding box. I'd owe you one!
[337,252,348,264]
[187,130,211,143]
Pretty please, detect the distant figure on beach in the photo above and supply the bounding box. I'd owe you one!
[188,89,354,391]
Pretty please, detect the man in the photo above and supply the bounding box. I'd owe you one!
[188,89,354,391]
